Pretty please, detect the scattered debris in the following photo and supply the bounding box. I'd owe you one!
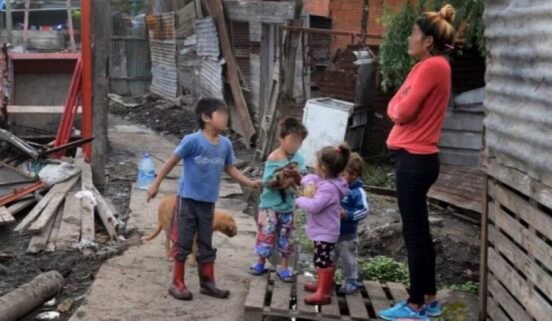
[0,271,64,321]
[34,311,61,321]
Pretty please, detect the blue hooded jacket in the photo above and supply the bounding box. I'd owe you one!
[340,179,369,237]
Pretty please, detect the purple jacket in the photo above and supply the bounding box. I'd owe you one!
[295,174,349,243]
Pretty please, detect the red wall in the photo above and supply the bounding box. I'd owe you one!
[304,0,406,51]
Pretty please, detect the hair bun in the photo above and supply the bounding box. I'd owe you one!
[439,4,455,23]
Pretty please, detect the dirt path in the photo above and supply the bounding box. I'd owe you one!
[69,119,259,321]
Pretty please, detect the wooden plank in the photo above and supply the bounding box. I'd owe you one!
[320,287,341,320]
[345,292,370,321]
[487,273,532,321]
[488,248,552,321]
[363,281,392,313]
[296,275,318,318]
[0,207,15,225]
[28,177,78,233]
[487,296,512,321]
[488,225,552,299]
[479,175,490,321]
[483,157,552,209]
[27,193,65,233]
[270,279,291,314]
[79,160,95,242]
[386,282,408,303]
[93,188,118,239]
[204,0,255,146]
[7,105,81,113]
[489,180,552,240]
[7,198,36,216]
[14,190,54,232]
[56,191,81,250]
[488,202,552,267]
[27,208,59,253]
[45,206,64,252]
[244,277,267,321]
[223,1,294,24]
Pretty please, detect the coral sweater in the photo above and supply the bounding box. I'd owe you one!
[386,56,451,154]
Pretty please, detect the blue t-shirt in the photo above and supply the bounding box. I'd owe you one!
[174,131,235,203]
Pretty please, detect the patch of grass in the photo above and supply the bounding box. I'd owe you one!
[450,281,479,296]
[362,162,395,189]
[435,302,470,321]
[295,210,313,253]
[359,256,409,284]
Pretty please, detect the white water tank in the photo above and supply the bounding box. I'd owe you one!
[299,98,355,168]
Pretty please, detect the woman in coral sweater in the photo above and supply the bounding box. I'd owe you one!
[378,4,457,321]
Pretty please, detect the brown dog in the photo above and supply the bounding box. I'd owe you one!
[142,195,238,266]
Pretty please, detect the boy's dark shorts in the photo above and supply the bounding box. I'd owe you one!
[169,197,216,263]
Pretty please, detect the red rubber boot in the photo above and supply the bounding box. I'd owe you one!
[198,261,230,298]
[168,260,193,300]
[304,267,334,305]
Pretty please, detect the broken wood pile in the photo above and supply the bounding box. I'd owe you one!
[0,129,118,254]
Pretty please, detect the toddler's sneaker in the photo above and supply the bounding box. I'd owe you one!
[424,300,442,317]
[378,301,429,321]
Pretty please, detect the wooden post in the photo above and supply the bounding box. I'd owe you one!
[23,0,30,52]
[203,0,255,146]
[5,0,13,45]
[91,0,111,190]
[283,0,303,97]
[478,174,489,321]
[66,0,76,52]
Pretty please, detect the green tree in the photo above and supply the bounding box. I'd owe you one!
[379,0,485,92]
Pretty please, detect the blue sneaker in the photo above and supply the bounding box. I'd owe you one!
[338,281,360,295]
[425,300,442,317]
[378,301,429,321]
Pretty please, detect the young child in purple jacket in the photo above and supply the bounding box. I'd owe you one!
[295,143,351,306]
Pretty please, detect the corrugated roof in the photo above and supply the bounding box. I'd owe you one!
[483,2,552,187]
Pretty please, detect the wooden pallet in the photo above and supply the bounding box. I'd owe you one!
[244,272,409,321]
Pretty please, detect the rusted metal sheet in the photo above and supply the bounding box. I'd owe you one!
[176,1,196,38]
[147,12,178,98]
[428,165,484,213]
[484,2,552,187]
[146,12,176,40]
[196,17,220,58]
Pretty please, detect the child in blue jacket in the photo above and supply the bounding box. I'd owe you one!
[336,153,369,294]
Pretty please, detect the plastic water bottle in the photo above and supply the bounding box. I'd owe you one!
[137,153,156,190]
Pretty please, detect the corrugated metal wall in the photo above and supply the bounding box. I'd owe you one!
[110,37,151,96]
[147,12,179,98]
[482,2,552,321]
[484,1,552,186]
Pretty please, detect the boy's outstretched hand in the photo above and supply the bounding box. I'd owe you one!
[251,179,263,190]
[146,184,159,203]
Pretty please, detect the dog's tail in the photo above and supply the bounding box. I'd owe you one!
[142,224,163,241]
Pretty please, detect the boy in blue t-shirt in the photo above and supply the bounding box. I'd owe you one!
[147,98,262,301]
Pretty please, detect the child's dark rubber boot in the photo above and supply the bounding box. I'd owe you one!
[305,267,334,305]
[169,260,193,300]
[198,261,230,299]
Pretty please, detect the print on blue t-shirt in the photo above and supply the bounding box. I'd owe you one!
[174,131,235,203]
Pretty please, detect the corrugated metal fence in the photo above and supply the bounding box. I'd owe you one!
[110,36,151,96]
[481,2,552,321]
